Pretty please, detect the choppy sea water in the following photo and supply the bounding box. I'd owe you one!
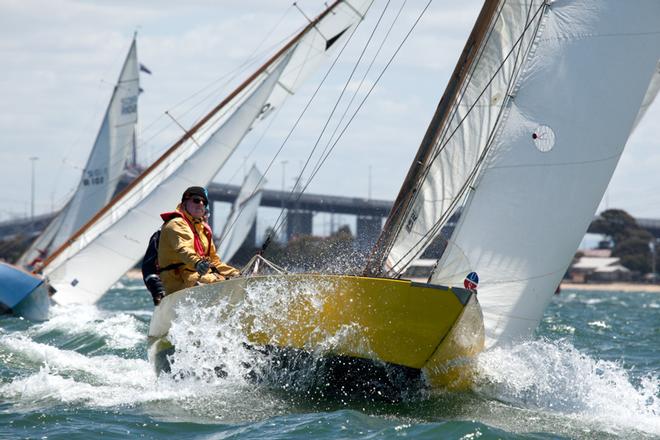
[1,278,658,439]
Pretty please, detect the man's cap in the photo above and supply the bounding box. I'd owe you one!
[182,186,209,204]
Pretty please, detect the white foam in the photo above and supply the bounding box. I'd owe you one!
[31,303,145,349]
[473,339,660,436]
[164,276,371,391]
[587,320,609,330]
[0,332,283,420]
[0,334,176,406]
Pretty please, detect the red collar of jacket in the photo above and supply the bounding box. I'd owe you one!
[160,207,213,257]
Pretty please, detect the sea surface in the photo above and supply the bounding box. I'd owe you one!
[1,278,658,440]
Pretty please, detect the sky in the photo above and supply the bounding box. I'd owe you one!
[1,0,659,234]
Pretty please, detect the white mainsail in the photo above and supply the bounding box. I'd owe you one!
[430,1,660,347]
[41,0,371,305]
[18,36,141,267]
[217,165,265,262]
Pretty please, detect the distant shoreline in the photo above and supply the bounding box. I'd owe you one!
[560,282,660,293]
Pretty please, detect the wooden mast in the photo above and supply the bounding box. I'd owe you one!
[38,0,348,272]
[363,0,502,276]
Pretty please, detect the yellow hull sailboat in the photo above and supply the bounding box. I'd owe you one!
[147,0,660,396]
[145,0,497,394]
[148,274,484,390]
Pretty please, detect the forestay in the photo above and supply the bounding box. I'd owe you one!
[42,0,371,305]
[18,37,140,267]
[217,165,265,262]
[431,0,660,347]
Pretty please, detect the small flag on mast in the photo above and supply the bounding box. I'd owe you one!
[139,63,152,75]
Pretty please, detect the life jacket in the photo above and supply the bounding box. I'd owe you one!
[141,210,212,299]
[159,210,213,257]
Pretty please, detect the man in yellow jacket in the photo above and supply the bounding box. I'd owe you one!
[158,186,240,295]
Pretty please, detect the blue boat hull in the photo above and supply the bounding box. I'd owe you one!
[0,263,50,321]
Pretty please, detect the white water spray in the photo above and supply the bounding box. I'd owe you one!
[473,339,659,436]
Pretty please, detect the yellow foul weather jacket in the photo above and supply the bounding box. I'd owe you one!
[157,205,240,294]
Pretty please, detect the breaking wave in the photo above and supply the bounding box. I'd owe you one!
[473,339,659,436]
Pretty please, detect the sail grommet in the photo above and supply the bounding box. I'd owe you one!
[532,125,555,152]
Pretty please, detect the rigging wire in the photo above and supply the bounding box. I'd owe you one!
[240,3,378,251]
[217,0,397,251]
[265,0,433,246]
[265,0,398,241]
[307,0,409,187]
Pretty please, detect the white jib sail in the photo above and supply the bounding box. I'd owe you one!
[217,165,265,262]
[18,37,140,267]
[431,0,660,347]
[43,0,370,305]
[380,0,546,275]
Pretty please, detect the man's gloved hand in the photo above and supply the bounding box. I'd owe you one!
[144,274,165,306]
[153,290,164,306]
[196,259,211,276]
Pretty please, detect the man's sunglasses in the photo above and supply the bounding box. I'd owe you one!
[188,197,208,206]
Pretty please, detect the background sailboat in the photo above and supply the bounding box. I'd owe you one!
[217,165,265,263]
[38,0,371,306]
[18,35,143,269]
[0,263,50,321]
[0,35,144,320]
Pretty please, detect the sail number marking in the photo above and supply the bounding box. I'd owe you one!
[121,95,138,115]
[83,167,108,186]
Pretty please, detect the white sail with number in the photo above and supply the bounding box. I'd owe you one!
[18,37,141,268]
[41,0,371,305]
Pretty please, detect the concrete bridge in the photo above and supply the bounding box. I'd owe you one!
[206,182,390,248]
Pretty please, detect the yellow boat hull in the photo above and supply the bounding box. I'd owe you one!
[148,274,484,390]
